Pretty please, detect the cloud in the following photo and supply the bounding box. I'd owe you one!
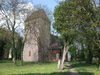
[18,2,34,11]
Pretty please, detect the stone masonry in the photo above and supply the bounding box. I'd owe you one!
[23,9,50,62]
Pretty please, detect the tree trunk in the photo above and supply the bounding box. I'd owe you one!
[87,49,93,63]
[58,43,69,70]
[86,43,93,64]
[97,57,100,70]
[21,50,23,65]
[12,26,16,64]
[20,33,27,65]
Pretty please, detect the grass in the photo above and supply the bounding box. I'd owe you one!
[0,60,69,75]
[71,61,100,75]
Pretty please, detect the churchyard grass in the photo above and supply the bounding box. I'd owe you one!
[0,60,69,75]
[71,61,100,75]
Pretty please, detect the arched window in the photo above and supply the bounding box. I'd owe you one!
[29,51,31,56]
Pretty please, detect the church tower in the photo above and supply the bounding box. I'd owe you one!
[23,9,50,62]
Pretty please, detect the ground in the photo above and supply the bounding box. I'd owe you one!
[0,60,99,75]
[0,60,69,75]
[71,62,100,75]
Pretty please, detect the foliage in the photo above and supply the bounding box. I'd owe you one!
[54,0,77,43]
[0,0,29,63]
[15,37,23,60]
[0,27,12,59]
[0,27,22,60]
[54,0,100,70]
[69,45,77,61]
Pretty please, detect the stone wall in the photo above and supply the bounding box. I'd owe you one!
[23,9,50,62]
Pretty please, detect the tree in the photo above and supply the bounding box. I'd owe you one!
[54,0,78,70]
[76,0,100,64]
[0,27,12,59]
[54,0,98,69]
[0,0,32,64]
[0,27,22,60]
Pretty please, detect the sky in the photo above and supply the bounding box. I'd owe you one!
[26,0,58,12]
[26,0,99,11]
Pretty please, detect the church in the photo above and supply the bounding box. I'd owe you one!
[23,9,50,62]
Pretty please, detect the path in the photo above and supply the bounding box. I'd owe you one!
[66,62,79,75]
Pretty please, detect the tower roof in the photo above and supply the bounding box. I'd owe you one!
[25,9,50,23]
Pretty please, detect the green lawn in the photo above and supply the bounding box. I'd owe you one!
[71,62,100,75]
[0,60,69,75]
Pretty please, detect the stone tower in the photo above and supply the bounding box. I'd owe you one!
[23,9,50,62]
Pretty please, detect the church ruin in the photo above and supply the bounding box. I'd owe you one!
[23,9,50,62]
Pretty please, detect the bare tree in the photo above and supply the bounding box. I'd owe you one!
[0,0,33,64]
